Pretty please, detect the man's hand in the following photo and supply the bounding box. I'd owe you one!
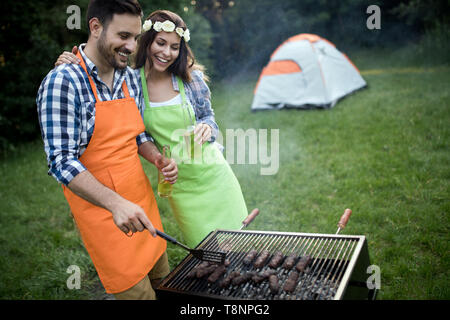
[68,170,157,237]
[138,141,178,184]
[154,153,178,184]
[109,197,157,237]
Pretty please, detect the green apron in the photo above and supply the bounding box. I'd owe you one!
[140,68,248,247]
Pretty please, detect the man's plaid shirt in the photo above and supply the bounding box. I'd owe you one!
[36,45,150,186]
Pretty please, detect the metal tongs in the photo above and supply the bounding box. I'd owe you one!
[155,208,260,264]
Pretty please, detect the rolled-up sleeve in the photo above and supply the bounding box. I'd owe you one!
[37,69,87,186]
[136,131,153,145]
[189,70,219,142]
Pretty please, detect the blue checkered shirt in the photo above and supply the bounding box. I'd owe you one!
[36,45,151,186]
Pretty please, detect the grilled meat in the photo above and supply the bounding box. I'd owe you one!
[295,255,312,273]
[282,253,297,270]
[268,274,279,294]
[232,272,255,286]
[207,264,227,283]
[268,251,285,268]
[283,271,299,292]
[243,250,258,265]
[254,250,271,269]
[186,261,210,279]
[251,269,277,284]
[219,271,241,288]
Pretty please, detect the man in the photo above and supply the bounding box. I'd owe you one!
[36,0,177,300]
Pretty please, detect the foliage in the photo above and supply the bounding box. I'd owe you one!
[0,0,192,154]
[0,0,87,154]
[183,11,215,78]
[192,0,450,77]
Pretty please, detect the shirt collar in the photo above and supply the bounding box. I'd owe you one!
[78,44,96,77]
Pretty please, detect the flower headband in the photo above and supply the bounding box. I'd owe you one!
[142,19,190,42]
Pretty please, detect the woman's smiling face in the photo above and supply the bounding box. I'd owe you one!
[148,31,181,73]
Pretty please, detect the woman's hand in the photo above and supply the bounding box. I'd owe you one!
[55,46,79,67]
[155,154,178,184]
[194,123,212,145]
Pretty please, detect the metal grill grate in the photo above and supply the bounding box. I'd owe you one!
[157,230,370,300]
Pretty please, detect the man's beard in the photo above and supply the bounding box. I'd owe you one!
[97,31,128,70]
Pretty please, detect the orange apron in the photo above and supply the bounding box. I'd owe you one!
[62,52,166,294]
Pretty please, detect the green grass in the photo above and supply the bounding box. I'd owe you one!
[0,47,449,299]
[211,57,449,299]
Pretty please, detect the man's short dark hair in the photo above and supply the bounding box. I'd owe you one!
[86,0,143,35]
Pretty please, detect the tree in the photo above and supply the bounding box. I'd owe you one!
[0,0,192,153]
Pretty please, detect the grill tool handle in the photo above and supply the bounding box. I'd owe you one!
[240,208,260,230]
[336,208,352,234]
[156,229,190,251]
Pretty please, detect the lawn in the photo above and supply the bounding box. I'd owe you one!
[0,47,448,299]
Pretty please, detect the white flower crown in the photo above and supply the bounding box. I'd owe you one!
[142,19,190,42]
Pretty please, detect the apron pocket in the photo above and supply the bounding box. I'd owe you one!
[107,161,149,205]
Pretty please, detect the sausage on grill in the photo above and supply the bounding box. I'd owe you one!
[243,250,258,265]
[219,271,240,288]
[232,272,255,286]
[268,274,279,294]
[251,273,265,284]
[207,264,227,283]
[283,271,299,293]
[254,250,271,269]
[196,263,219,278]
[295,255,312,273]
[186,261,210,279]
[282,253,297,270]
[251,269,277,284]
[268,251,285,268]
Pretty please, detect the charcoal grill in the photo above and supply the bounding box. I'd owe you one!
[156,229,376,300]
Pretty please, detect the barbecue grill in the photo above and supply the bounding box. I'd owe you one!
[156,229,376,300]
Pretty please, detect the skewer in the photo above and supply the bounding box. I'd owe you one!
[240,208,260,230]
[336,209,352,234]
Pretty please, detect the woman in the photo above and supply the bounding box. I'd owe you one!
[56,10,249,247]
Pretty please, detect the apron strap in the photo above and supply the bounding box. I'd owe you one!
[177,76,188,106]
[121,80,131,98]
[140,68,195,127]
[76,50,131,102]
[140,67,151,110]
[176,76,195,127]
[76,51,100,102]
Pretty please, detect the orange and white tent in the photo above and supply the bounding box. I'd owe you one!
[251,34,366,110]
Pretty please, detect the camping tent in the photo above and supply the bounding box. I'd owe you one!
[251,34,366,111]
